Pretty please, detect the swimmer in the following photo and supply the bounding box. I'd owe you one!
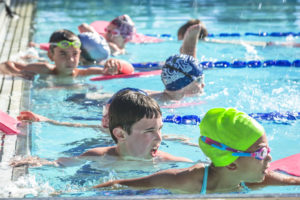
[18,87,198,147]
[148,24,205,101]
[12,90,192,168]
[178,19,300,48]
[94,108,300,193]
[0,29,133,79]
[78,14,135,56]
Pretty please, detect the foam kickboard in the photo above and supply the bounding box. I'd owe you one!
[0,110,20,135]
[90,70,161,81]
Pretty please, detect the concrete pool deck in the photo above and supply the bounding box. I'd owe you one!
[0,0,34,192]
[0,0,299,199]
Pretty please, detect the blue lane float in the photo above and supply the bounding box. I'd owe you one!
[131,59,300,69]
[145,32,300,39]
[68,111,300,125]
[78,59,300,69]
[163,111,300,125]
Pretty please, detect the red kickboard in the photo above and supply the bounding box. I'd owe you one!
[90,70,161,81]
[0,110,20,135]
[90,21,163,44]
[269,153,300,177]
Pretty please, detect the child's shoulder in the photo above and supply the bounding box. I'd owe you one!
[81,146,117,157]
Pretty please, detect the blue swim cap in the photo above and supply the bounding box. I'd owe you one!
[161,54,203,91]
[107,88,148,104]
[78,32,110,62]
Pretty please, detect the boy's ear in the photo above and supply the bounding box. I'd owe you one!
[112,127,126,142]
[226,162,237,171]
[47,50,54,61]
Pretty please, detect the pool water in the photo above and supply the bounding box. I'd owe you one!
[10,0,300,197]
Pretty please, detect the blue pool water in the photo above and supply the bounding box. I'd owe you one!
[11,0,300,197]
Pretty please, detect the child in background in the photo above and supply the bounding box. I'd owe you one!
[12,90,192,168]
[78,14,135,56]
[94,108,300,194]
[178,19,300,48]
[149,24,205,101]
[0,29,133,79]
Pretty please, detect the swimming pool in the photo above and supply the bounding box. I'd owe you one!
[6,0,300,197]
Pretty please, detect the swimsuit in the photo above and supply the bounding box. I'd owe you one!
[200,165,209,194]
[200,165,250,194]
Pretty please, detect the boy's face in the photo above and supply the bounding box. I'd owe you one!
[123,116,163,160]
[48,45,81,75]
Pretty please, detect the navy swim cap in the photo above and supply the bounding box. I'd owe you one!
[161,54,203,91]
[78,32,110,62]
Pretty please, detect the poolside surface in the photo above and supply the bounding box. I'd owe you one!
[0,0,35,192]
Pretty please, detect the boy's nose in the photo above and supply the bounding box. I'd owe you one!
[155,131,162,142]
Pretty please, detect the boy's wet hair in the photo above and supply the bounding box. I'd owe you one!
[49,29,79,52]
[108,90,162,143]
[177,19,208,40]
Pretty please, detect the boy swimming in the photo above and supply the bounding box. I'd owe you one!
[178,19,300,48]
[149,24,205,101]
[94,108,300,193]
[12,90,191,168]
[0,29,133,79]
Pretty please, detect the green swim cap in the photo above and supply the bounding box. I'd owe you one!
[199,108,264,167]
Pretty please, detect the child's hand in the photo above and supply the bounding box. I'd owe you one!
[103,58,120,75]
[10,156,58,167]
[17,111,49,122]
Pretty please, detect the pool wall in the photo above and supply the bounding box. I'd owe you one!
[0,0,35,191]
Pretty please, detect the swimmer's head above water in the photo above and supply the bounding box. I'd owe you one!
[161,54,204,98]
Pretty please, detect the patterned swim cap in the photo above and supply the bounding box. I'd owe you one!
[161,54,203,91]
[78,32,110,62]
[199,108,264,167]
[110,14,136,41]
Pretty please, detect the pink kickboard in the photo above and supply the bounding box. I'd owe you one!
[90,70,161,81]
[0,110,20,135]
[90,20,163,43]
[269,153,300,177]
[161,101,206,109]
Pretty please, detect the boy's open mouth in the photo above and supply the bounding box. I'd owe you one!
[151,146,159,157]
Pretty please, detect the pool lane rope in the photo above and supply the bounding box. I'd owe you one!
[68,111,300,124]
[163,111,300,125]
[79,59,300,70]
[131,59,300,69]
[145,31,300,40]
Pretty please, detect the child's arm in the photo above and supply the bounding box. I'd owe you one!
[11,155,86,168]
[76,58,133,76]
[246,170,300,188]
[107,42,126,56]
[78,23,98,34]
[94,164,203,193]
[2,61,54,75]
[18,111,102,129]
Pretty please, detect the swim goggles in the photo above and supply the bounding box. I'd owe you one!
[50,40,81,49]
[104,27,121,37]
[200,136,270,160]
